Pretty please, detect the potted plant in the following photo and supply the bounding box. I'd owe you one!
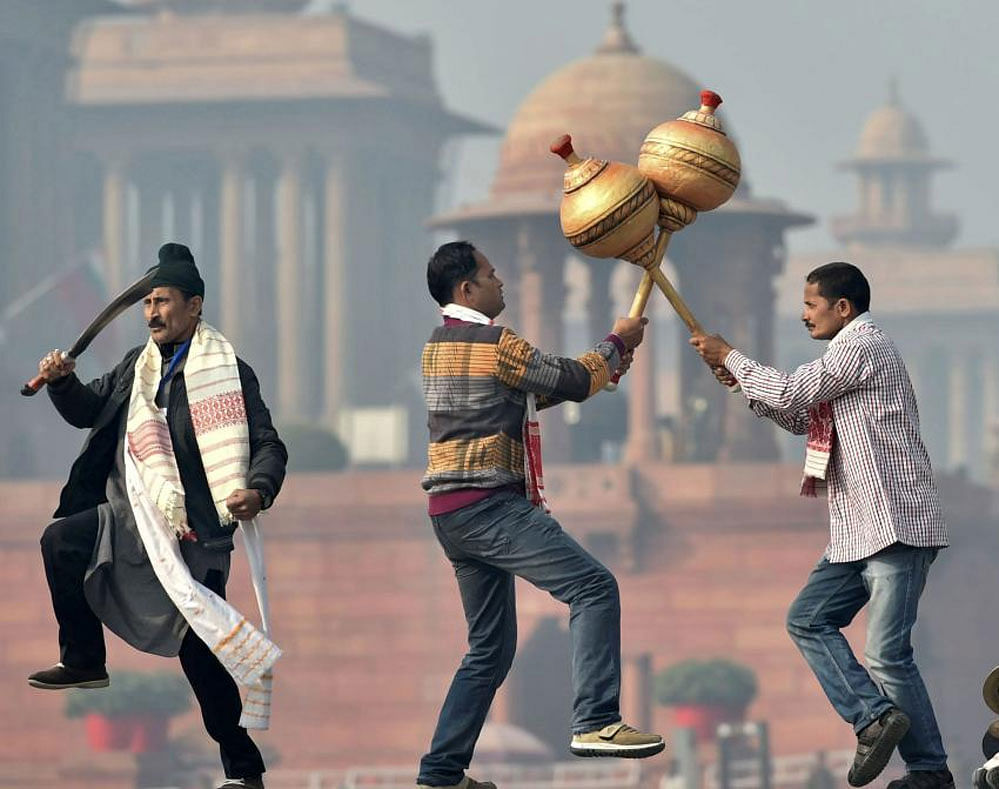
[654,658,758,742]
[65,670,192,753]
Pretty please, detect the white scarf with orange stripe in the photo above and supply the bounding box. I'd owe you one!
[124,321,278,729]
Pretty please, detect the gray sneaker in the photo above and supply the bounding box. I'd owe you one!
[570,722,665,758]
[417,778,495,789]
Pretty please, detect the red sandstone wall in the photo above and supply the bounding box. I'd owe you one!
[0,466,993,785]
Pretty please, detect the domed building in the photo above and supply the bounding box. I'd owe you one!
[58,0,492,467]
[783,83,999,483]
[832,81,957,248]
[433,2,812,464]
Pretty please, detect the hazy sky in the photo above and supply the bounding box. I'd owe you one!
[353,0,998,253]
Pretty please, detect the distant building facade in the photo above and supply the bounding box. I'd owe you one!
[1,0,490,476]
[432,3,813,465]
[782,85,999,483]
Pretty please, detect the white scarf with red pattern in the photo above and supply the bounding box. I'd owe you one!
[123,321,277,729]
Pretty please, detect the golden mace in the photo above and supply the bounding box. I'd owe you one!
[551,90,740,387]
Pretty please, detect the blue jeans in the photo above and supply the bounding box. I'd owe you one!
[417,492,622,786]
[786,543,947,771]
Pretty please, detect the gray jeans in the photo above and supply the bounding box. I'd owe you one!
[417,492,622,786]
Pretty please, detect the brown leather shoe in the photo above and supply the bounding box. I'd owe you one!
[847,708,911,787]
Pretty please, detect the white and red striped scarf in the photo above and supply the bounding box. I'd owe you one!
[126,321,250,538]
[124,321,276,729]
[801,400,835,497]
[441,303,550,513]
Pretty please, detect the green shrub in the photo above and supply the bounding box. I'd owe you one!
[279,422,348,471]
[65,671,192,718]
[654,658,758,708]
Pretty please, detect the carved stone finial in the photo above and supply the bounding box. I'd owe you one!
[888,76,900,106]
[596,1,639,55]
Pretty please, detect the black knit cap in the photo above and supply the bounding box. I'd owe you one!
[146,242,205,298]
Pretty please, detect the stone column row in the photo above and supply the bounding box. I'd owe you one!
[98,148,355,425]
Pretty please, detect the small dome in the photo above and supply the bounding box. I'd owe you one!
[855,82,930,160]
[491,2,705,199]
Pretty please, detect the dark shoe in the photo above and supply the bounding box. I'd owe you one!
[417,779,495,789]
[974,768,988,789]
[847,708,911,787]
[218,777,264,789]
[27,663,109,690]
[886,769,954,789]
[986,767,999,789]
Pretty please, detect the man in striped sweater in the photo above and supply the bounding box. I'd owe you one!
[417,241,663,789]
[691,262,951,789]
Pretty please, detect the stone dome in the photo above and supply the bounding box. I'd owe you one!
[114,0,310,13]
[490,2,705,200]
[854,83,931,160]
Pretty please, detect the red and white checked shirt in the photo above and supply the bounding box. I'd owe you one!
[724,314,949,562]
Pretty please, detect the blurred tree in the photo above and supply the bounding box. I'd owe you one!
[279,422,349,472]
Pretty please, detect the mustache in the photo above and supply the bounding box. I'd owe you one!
[148,321,165,329]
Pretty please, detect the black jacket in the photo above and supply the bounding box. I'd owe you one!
[49,345,288,537]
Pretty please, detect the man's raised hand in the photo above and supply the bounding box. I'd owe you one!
[611,316,649,350]
[38,349,75,382]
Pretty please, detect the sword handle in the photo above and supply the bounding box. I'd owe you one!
[21,375,47,397]
[21,351,71,397]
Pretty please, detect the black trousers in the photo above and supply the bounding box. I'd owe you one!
[40,507,265,779]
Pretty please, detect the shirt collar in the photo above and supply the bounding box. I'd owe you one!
[440,303,493,326]
[828,311,874,348]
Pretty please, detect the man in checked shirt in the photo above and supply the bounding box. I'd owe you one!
[691,262,951,789]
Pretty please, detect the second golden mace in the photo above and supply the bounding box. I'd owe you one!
[551,90,740,388]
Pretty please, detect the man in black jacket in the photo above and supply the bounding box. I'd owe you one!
[28,243,287,789]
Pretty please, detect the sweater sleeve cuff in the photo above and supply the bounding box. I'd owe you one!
[606,333,628,356]
[248,476,277,508]
[47,373,77,392]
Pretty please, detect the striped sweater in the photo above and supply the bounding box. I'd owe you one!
[421,318,624,511]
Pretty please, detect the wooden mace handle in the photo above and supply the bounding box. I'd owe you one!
[606,231,739,394]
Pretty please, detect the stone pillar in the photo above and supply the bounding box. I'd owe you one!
[138,181,164,269]
[669,214,784,462]
[515,219,570,462]
[322,149,348,427]
[587,260,615,347]
[275,149,307,419]
[947,352,968,471]
[986,351,999,489]
[219,151,246,344]
[622,653,653,731]
[515,222,545,350]
[966,350,986,482]
[477,224,519,328]
[102,156,127,296]
[623,274,657,464]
